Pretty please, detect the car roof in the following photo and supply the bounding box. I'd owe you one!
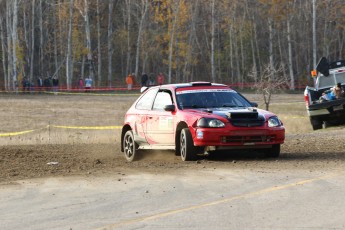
[141,82,229,93]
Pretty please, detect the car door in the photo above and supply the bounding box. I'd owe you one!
[133,88,158,144]
[145,90,175,145]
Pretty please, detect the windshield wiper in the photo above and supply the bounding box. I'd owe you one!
[192,104,206,108]
[222,103,237,107]
[182,105,205,109]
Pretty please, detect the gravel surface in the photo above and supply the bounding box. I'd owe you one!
[1,93,345,183]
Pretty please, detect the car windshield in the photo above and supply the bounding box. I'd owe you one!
[176,88,252,109]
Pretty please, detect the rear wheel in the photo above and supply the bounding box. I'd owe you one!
[123,130,138,162]
[180,128,197,161]
[310,117,322,130]
[265,144,280,158]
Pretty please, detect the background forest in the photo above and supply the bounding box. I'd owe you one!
[1,0,345,91]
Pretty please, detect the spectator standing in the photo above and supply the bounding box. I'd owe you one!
[148,76,155,86]
[37,76,43,93]
[14,80,19,94]
[141,73,148,87]
[52,77,59,95]
[126,73,134,90]
[29,81,35,94]
[22,77,30,93]
[85,76,93,92]
[78,77,84,91]
[43,77,50,91]
[157,72,164,85]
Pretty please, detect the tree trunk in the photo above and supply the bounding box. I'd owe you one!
[312,0,316,68]
[30,0,35,83]
[84,0,94,81]
[107,0,114,88]
[183,0,199,82]
[234,35,240,84]
[53,1,59,79]
[39,0,43,76]
[134,0,148,80]
[210,0,216,83]
[12,0,18,90]
[253,14,261,73]
[268,18,274,69]
[126,0,131,76]
[66,0,74,89]
[0,15,8,90]
[168,0,180,84]
[287,18,295,90]
[228,24,234,83]
[6,1,13,90]
[96,0,102,87]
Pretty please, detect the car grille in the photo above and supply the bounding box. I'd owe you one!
[230,119,265,127]
[221,135,275,143]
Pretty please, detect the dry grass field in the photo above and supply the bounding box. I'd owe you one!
[1,92,345,183]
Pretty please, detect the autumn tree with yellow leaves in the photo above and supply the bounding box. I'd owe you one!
[1,0,345,90]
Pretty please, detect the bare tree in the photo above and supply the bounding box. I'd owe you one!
[312,0,316,68]
[167,0,181,84]
[250,63,288,111]
[96,0,102,87]
[134,0,149,79]
[76,0,94,81]
[0,14,7,90]
[30,0,35,83]
[210,0,216,83]
[125,0,131,76]
[12,0,18,90]
[0,0,344,91]
[107,0,114,87]
[66,0,74,89]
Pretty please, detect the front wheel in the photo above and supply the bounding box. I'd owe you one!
[123,130,138,162]
[180,128,197,161]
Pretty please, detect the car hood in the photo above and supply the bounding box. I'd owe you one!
[185,107,274,120]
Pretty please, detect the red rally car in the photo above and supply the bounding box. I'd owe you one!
[121,82,285,161]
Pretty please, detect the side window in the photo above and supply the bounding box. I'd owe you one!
[136,88,158,110]
[153,91,173,111]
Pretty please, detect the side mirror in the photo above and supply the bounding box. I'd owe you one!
[250,102,258,107]
[140,86,148,93]
[164,104,175,112]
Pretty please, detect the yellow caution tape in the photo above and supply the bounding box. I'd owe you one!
[279,116,307,119]
[51,125,122,130]
[45,91,140,96]
[0,129,36,137]
[0,125,121,137]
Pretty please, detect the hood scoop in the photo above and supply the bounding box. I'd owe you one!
[226,109,264,127]
[226,109,258,119]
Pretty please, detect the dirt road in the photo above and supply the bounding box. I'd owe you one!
[2,93,345,229]
[1,93,345,182]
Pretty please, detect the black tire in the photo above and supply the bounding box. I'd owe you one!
[310,117,322,130]
[180,128,197,161]
[265,144,280,158]
[123,130,138,162]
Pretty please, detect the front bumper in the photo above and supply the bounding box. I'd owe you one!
[192,125,285,149]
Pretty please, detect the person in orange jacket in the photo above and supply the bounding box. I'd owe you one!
[126,73,134,90]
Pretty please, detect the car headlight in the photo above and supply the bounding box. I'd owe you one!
[197,118,225,128]
[268,116,282,127]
